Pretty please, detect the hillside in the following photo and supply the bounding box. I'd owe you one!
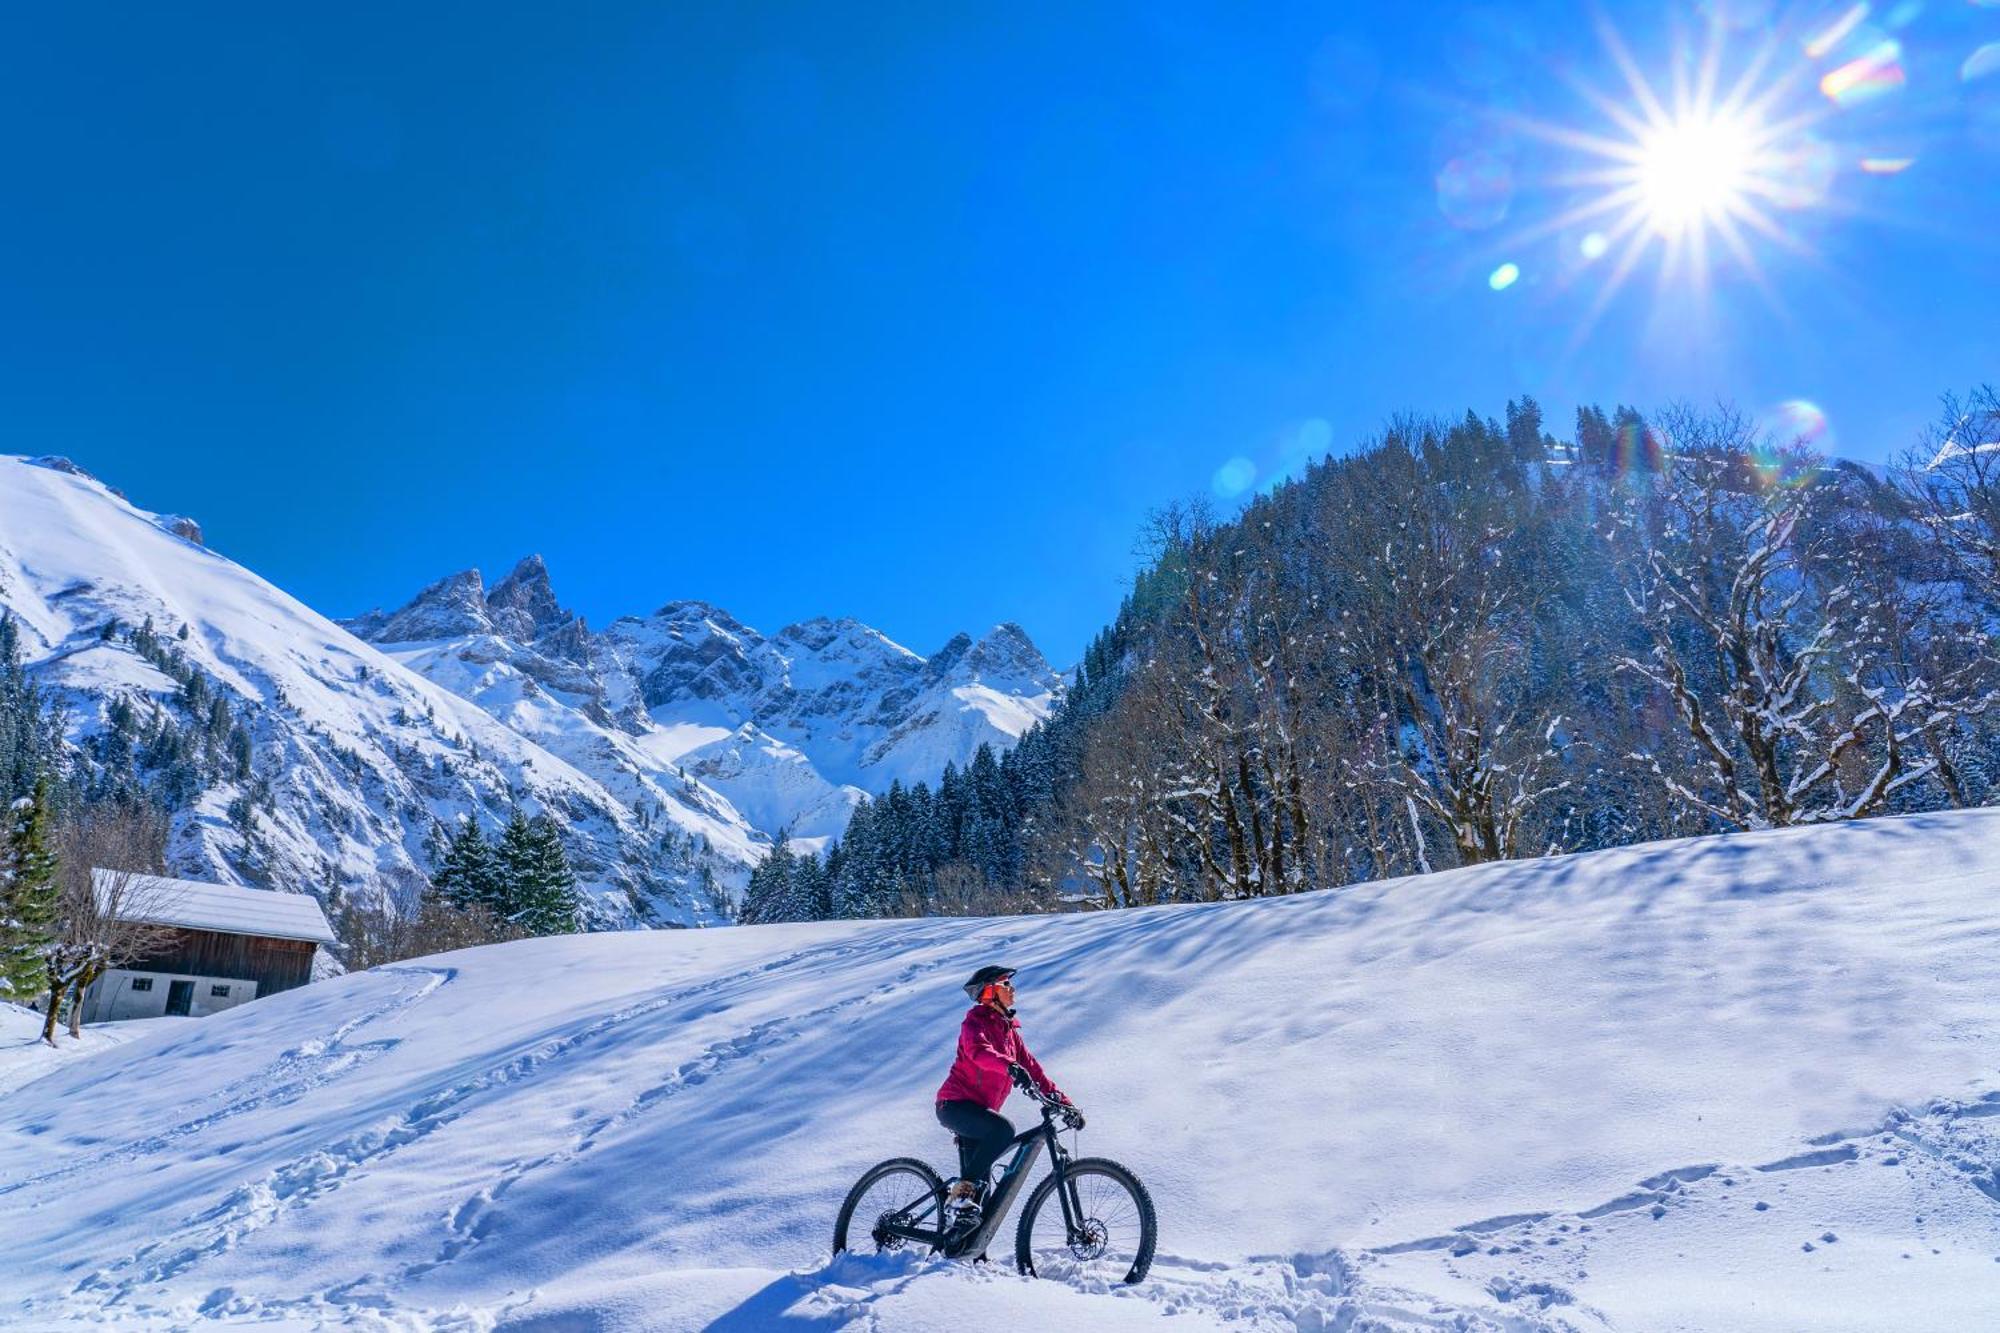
[0,453,1063,924]
[0,454,745,925]
[5,809,1998,1330]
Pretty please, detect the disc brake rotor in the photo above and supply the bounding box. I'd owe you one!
[1068,1218,1109,1262]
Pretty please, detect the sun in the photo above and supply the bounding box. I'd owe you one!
[1498,14,1837,335]
[1634,112,1759,236]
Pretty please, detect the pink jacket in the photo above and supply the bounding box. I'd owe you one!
[936,1004,1061,1111]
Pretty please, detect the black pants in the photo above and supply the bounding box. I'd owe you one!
[936,1099,1016,1186]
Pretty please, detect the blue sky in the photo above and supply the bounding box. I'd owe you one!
[3,3,1995,665]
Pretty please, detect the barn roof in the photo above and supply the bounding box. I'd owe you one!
[91,869,337,945]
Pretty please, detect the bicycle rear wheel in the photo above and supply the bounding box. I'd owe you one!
[833,1157,947,1256]
[1014,1157,1156,1283]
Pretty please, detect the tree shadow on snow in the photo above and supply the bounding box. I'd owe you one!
[701,1252,932,1330]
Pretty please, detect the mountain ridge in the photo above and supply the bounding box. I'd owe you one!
[0,454,1062,925]
[347,555,1066,846]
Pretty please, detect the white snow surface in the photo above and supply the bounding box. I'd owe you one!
[0,1002,147,1096]
[5,810,2000,1330]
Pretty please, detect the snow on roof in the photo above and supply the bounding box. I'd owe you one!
[90,869,336,945]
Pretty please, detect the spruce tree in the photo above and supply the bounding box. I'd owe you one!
[1,613,63,807]
[433,817,502,913]
[493,807,537,924]
[0,778,59,1002]
[740,832,796,924]
[514,815,581,935]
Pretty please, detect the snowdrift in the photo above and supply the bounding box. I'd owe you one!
[5,811,2000,1330]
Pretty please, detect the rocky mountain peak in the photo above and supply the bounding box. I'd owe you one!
[27,455,96,481]
[966,621,1047,672]
[922,632,975,682]
[921,623,1056,692]
[487,554,573,643]
[357,568,491,643]
[773,617,845,652]
[157,514,205,547]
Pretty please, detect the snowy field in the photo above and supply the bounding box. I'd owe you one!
[0,1003,146,1098]
[5,811,2000,1331]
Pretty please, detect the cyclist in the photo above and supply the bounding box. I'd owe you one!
[934,965,1083,1236]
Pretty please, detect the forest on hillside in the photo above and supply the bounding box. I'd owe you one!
[743,387,2000,922]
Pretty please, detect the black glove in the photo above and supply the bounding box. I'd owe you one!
[1061,1104,1086,1131]
[1008,1062,1033,1091]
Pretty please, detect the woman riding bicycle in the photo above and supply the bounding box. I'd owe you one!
[935,965,1083,1233]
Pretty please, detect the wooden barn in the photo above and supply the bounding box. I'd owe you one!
[80,870,336,1023]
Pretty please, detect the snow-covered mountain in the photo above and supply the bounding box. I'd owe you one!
[5,808,1998,1329]
[346,559,1064,849]
[0,454,765,926]
[0,454,1060,926]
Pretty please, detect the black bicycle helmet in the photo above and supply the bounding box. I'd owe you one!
[962,965,1016,1002]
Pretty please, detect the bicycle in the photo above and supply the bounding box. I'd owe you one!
[832,1078,1157,1284]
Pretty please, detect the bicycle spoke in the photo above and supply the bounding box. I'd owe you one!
[844,1167,942,1254]
[1025,1165,1147,1283]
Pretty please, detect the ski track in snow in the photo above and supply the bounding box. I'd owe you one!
[0,965,455,1201]
[38,928,987,1328]
[672,1088,2000,1333]
[23,982,2000,1330]
[1331,1090,2000,1332]
[12,809,2000,1331]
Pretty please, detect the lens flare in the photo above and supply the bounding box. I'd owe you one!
[1858,155,1913,173]
[1804,4,1869,61]
[1489,262,1521,290]
[1964,43,2000,84]
[1613,421,1667,475]
[1212,457,1257,498]
[1820,42,1906,107]
[1435,153,1515,229]
[1758,399,1831,461]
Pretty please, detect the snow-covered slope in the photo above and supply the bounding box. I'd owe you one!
[6,809,1999,1330]
[0,455,743,926]
[350,563,1064,850]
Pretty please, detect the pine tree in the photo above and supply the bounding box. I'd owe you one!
[741,832,797,924]
[512,815,581,935]
[433,817,502,913]
[0,777,59,1001]
[1,613,63,807]
[494,807,537,924]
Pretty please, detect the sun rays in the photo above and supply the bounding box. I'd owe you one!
[1492,13,1840,340]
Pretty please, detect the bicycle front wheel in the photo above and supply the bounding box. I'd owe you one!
[833,1157,947,1257]
[1014,1157,1156,1283]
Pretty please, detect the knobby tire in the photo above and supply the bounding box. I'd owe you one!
[1013,1157,1156,1284]
[832,1157,947,1257]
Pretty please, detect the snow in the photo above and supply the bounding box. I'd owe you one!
[0,1001,147,1096]
[93,868,338,944]
[633,721,737,767]
[355,569,1065,866]
[5,809,2000,1329]
[0,454,735,924]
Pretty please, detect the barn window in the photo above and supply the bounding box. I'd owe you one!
[210,984,231,998]
[131,977,153,992]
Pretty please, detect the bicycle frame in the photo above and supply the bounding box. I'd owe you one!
[874,1101,1076,1258]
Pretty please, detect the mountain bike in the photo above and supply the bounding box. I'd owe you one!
[832,1081,1156,1284]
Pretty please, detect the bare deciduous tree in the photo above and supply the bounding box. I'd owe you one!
[1609,407,1988,829]
[332,870,527,970]
[42,803,176,1043]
